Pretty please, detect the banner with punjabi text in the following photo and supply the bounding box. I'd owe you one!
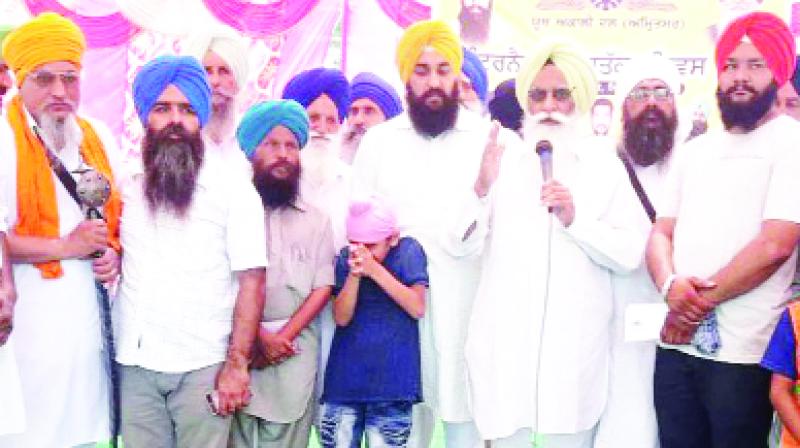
[434,0,791,127]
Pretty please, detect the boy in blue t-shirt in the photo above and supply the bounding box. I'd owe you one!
[761,302,800,447]
[319,197,428,448]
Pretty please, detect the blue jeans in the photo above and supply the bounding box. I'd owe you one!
[319,401,413,448]
[654,347,772,448]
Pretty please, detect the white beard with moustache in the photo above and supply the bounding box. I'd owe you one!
[205,95,237,145]
[521,111,595,163]
[38,113,83,154]
[300,130,348,189]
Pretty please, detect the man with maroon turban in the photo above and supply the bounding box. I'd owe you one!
[646,12,800,448]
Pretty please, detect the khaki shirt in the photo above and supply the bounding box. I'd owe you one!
[245,199,335,422]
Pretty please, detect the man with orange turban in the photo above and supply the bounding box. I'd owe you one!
[647,11,800,448]
[0,12,124,448]
[352,19,521,448]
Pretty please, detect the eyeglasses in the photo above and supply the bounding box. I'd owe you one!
[29,70,80,89]
[628,87,672,102]
[528,88,573,103]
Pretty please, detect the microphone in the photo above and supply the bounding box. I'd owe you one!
[535,140,553,181]
[536,140,553,213]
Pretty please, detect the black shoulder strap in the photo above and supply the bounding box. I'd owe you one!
[619,154,656,223]
[33,126,82,206]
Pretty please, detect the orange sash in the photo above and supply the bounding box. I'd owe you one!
[7,95,121,279]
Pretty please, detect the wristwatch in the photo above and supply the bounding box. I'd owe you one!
[660,273,677,298]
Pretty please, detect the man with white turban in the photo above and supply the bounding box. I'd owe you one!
[182,31,250,170]
[455,38,642,447]
[352,19,520,448]
[593,53,684,448]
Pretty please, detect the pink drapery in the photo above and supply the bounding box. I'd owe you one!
[202,0,319,37]
[375,0,430,28]
[24,0,139,48]
[270,0,339,98]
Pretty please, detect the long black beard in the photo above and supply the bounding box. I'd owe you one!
[407,84,460,138]
[623,106,678,167]
[142,124,204,217]
[253,161,300,209]
[458,2,492,44]
[717,82,778,132]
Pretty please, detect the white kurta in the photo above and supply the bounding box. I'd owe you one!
[352,109,506,422]
[0,114,124,448]
[593,151,680,448]
[459,133,643,439]
[0,198,25,437]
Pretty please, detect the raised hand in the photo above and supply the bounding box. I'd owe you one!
[474,121,506,198]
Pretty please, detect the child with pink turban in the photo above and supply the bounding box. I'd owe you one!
[319,196,429,448]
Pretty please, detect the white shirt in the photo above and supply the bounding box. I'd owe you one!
[0,112,122,448]
[300,140,352,251]
[458,129,643,438]
[203,132,252,177]
[352,108,506,422]
[114,149,268,373]
[595,148,680,448]
[661,115,800,364]
[0,183,25,438]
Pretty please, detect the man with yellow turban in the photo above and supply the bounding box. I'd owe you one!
[648,12,800,448]
[455,37,643,447]
[352,19,521,448]
[0,12,124,448]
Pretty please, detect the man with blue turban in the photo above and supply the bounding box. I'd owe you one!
[488,78,523,134]
[282,67,351,136]
[777,56,800,121]
[458,37,642,447]
[116,54,268,448]
[461,47,488,113]
[283,69,353,435]
[229,99,336,448]
[341,72,403,164]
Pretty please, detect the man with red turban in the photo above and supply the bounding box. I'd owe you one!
[646,11,800,448]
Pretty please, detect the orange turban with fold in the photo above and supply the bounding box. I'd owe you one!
[715,12,796,86]
[2,12,86,86]
[396,20,463,83]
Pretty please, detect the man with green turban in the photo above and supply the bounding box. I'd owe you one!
[230,100,335,448]
[456,37,643,447]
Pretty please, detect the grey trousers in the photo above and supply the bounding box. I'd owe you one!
[120,363,231,448]
[229,394,314,448]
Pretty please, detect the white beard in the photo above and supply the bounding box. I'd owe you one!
[521,112,589,149]
[38,113,83,153]
[205,98,236,144]
[300,131,345,189]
